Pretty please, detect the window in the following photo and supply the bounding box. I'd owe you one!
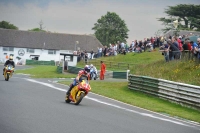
[27,49,35,53]
[3,47,14,51]
[48,50,56,54]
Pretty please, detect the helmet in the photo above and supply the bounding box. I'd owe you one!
[84,65,90,74]
[9,56,13,61]
[90,64,93,68]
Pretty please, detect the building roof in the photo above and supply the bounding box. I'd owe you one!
[0,28,103,52]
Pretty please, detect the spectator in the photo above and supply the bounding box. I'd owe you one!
[117,41,121,51]
[177,36,183,51]
[143,38,147,52]
[97,47,102,58]
[160,36,164,46]
[121,42,125,49]
[168,40,180,60]
[191,41,198,58]
[125,43,129,52]
[81,51,85,60]
[156,37,160,47]
[182,39,189,51]
[131,40,135,48]
[172,37,179,48]
[135,46,142,53]
[100,61,106,80]
[160,41,169,62]
[196,38,200,59]
[103,45,107,56]
[187,40,192,51]
[90,49,94,59]
[84,52,88,64]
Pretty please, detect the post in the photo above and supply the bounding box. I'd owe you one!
[127,70,130,81]
[75,41,79,51]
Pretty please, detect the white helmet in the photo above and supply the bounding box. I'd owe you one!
[90,64,93,68]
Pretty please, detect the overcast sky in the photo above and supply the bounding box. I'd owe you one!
[0,0,199,43]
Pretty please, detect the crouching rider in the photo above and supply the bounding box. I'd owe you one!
[3,56,15,75]
[66,65,90,95]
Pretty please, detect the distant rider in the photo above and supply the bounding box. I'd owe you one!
[90,64,98,79]
[3,56,15,75]
[66,65,90,95]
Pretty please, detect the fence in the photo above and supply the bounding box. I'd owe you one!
[128,74,200,110]
[160,50,200,62]
[26,60,55,66]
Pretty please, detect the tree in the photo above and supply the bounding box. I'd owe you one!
[28,20,46,32]
[158,4,200,32]
[92,12,129,46]
[0,21,18,30]
[28,28,46,32]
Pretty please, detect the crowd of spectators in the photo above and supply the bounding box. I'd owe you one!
[160,35,200,62]
[76,34,200,63]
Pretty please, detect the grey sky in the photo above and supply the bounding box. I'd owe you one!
[0,0,199,44]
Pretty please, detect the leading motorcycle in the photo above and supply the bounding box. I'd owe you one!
[65,79,91,105]
[4,65,14,81]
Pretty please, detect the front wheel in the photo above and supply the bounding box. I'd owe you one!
[65,94,71,103]
[75,92,85,105]
[5,73,9,81]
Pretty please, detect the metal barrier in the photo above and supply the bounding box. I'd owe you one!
[128,74,200,110]
[67,66,127,79]
[67,66,82,74]
[57,66,63,73]
[26,60,55,66]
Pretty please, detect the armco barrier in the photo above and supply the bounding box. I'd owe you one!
[113,71,127,79]
[67,66,127,79]
[57,66,63,73]
[128,74,200,110]
[26,60,55,66]
[68,66,83,74]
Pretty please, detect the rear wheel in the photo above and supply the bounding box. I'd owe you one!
[75,92,85,105]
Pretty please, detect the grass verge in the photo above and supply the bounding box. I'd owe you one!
[15,65,76,78]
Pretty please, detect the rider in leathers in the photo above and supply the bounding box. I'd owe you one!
[3,56,15,75]
[66,65,90,95]
[90,64,98,79]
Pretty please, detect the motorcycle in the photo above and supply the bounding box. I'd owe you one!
[4,65,14,81]
[90,68,98,80]
[65,79,91,105]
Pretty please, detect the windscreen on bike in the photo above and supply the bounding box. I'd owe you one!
[79,75,88,82]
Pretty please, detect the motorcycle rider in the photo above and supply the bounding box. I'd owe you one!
[90,64,98,79]
[66,65,91,95]
[3,56,15,75]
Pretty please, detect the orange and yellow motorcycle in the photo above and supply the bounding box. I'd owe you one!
[65,79,91,105]
[4,65,14,81]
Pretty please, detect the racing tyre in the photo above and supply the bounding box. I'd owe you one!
[75,92,85,105]
[65,94,71,103]
[5,73,9,81]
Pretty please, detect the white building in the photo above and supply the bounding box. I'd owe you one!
[0,28,103,66]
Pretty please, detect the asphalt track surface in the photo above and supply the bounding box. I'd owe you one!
[0,65,200,133]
